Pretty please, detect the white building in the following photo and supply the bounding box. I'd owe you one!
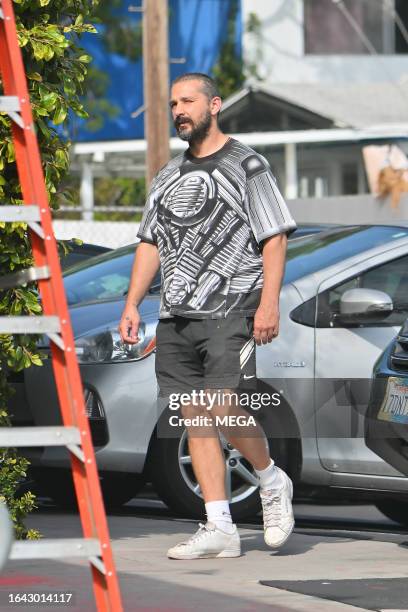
[71,0,408,228]
[242,0,408,84]
[218,0,408,199]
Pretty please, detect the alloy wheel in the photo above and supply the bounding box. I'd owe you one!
[177,430,259,503]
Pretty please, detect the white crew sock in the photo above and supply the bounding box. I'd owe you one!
[255,458,283,491]
[205,500,235,534]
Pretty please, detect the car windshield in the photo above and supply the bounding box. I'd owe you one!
[63,226,408,305]
[64,244,140,305]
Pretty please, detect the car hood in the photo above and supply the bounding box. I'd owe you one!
[68,295,159,338]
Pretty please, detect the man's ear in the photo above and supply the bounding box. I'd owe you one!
[211,96,222,117]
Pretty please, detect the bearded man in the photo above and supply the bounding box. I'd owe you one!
[120,73,297,559]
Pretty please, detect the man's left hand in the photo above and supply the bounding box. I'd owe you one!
[253,305,279,345]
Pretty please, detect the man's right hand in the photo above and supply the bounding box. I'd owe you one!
[119,304,141,344]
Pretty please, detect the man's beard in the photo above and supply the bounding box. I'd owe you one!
[175,110,212,144]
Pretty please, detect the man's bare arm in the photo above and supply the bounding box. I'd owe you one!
[254,233,288,345]
[119,242,160,344]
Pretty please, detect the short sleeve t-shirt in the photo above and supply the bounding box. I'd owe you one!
[137,137,297,319]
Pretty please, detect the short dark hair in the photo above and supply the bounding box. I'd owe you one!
[171,72,221,101]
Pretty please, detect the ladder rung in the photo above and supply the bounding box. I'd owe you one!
[9,538,101,561]
[0,205,40,222]
[0,315,60,334]
[0,265,50,289]
[0,426,81,447]
[0,95,20,112]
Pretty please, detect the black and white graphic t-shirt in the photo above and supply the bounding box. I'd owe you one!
[137,138,297,319]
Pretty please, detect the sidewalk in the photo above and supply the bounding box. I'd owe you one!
[1,512,408,611]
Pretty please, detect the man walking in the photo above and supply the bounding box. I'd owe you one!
[120,73,297,559]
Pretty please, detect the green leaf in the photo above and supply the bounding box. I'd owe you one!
[62,75,76,96]
[27,72,43,82]
[6,141,15,163]
[55,149,68,168]
[45,28,66,45]
[31,41,47,60]
[39,0,51,6]
[18,34,29,47]
[34,106,49,117]
[40,91,58,111]
[52,102,67,125]
[78,54,92,63]
[42,45,55,61]
[35,116,51,138]
[82,25,98,34]
[73,105,89,119]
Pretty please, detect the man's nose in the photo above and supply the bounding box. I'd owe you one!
[174,104,186,117]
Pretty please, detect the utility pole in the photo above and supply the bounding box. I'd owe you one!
[143,0,170,187]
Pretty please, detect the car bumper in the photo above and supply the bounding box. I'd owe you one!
[10,354,159,474]
[365,347,408,476]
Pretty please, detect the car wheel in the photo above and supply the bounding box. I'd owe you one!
[376,500,408,526]
[150,423,291,522]
[34,469,145,510]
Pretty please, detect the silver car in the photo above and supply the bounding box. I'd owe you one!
[11,224,408,522]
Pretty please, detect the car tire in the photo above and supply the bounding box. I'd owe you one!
[149,412,291,521]
[33,469,145,510]
[376,500,408,526]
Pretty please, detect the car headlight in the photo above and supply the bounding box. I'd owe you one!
[75,321,156,364]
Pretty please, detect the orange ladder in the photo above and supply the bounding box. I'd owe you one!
[0,0,123,609]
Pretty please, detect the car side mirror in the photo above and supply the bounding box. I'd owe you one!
[337,288,393,324]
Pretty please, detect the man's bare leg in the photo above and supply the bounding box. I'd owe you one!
[210,389,272,470]
[183,389,273,497]
[208,389,294,549]
[224,429,271,471]
[187,436,227,501]
[181,401,227,502]
[167,402,241,559]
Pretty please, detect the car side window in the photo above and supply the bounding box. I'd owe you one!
[317,255,408,328]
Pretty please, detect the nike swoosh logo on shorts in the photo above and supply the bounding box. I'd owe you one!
[243,374,255,380]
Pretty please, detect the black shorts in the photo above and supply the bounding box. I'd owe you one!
[155,315,256,396]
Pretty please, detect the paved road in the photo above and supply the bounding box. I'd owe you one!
[125,493,405,530]
[1,497,408,612]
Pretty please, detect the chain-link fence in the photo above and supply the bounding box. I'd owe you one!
[53,220,141,248]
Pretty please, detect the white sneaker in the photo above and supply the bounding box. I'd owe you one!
[167,522,241,560]
[260,466,294,549]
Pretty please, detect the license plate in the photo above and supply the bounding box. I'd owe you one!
[377,377,408,424]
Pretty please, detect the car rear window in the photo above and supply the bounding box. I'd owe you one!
[284,226,408,284]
